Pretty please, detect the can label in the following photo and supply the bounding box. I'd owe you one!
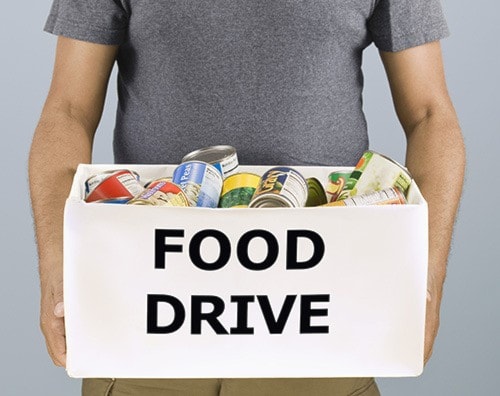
[128,179,190,207]
[250,167,308,208]
[323,187,407,207]
[172,161,223,208]
[218,153,239,178]
[340,151,412,199]
[92,198,131,204]
[219,173,261,208]
[85,170,143,203]
[326,171,351,202]
[181,145,239,179]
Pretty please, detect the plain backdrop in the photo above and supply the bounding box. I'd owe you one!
[1,0,499,394]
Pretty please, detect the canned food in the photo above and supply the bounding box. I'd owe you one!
[339,151,412,199]
[249,167,308,208]
[144,177,172,189]
[172,161,223,208]
[85,170,143,203]
[326,170,352,202]
[182,145,239,179]
[219,173,261,208]
[128,179,190,206]
[91,197,131,204]
[305,178,328,207]
[322,187,407,207]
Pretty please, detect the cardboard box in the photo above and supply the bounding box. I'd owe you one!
[64,164,428,378]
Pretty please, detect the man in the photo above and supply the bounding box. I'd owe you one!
[29,0,465,395]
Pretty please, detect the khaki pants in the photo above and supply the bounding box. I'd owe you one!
[83,378,380,396]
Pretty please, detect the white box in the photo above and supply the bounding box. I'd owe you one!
[64,164,428,378]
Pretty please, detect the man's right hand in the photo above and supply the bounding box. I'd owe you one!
[40,261,66,367]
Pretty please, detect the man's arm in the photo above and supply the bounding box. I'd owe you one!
[380,42,466,363]
[29,37,118,367]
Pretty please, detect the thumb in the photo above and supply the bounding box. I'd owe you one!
[54,301,65,318]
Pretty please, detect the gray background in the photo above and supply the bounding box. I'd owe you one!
[1,0,498,394]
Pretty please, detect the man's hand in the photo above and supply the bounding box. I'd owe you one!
[40,261,66,367]
[424,270,441,364]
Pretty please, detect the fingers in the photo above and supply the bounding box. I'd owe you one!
[41,309,67,367]
[423,297,440,365]
[41,288,67,367]
[41,317,67,367]
[52,311,67,367]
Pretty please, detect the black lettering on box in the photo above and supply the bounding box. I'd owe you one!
[191,296,229,335]
[189,230,231,271]
[300,294,330,334]
[155,229,184,269]
[237,230,279,271]
[287,230,325,270]
[230,295,255,335]
[257,295,297,334]
[147,294,185,334]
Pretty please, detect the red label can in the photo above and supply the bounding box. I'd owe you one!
[85,170,143,203]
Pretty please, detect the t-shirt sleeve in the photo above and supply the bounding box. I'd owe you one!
[44,0,129,45]
[368,0,449,52]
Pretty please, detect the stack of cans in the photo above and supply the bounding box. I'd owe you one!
[83,148,412,208]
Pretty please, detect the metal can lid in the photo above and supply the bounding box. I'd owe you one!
[182,145,237,164]
[306,177,327,207]
[249,194,295,208]
[127,199,155,206]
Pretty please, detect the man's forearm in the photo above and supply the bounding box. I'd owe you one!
[405,107,465,298]
[30,36,117,366]
[29,105,97,367]
[29,107,94,269]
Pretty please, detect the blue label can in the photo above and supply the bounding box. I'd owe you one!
[172,161,223,208]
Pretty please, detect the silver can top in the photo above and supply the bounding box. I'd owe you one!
[249,194,295,208]
[182,145,237,164]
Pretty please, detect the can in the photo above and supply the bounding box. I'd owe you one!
[305,178,328,207]
[322,187,407,207]
[144,177,172,189]
[182,145,239,179]
[326,170,352,202]
[339,151,412,199]
[249,167,308,208]
[219,173,261,208]
[128,179,190,207]
[90,197,131,204]
[172,161,223,208]
[85,170,143,203]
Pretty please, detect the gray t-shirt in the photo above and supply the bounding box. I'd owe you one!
[45,0,448,166]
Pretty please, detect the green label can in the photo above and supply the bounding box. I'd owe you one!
[219,173,261,208]
[340,151,412,199]
[305,178,328,207]
[326,170,352,202]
